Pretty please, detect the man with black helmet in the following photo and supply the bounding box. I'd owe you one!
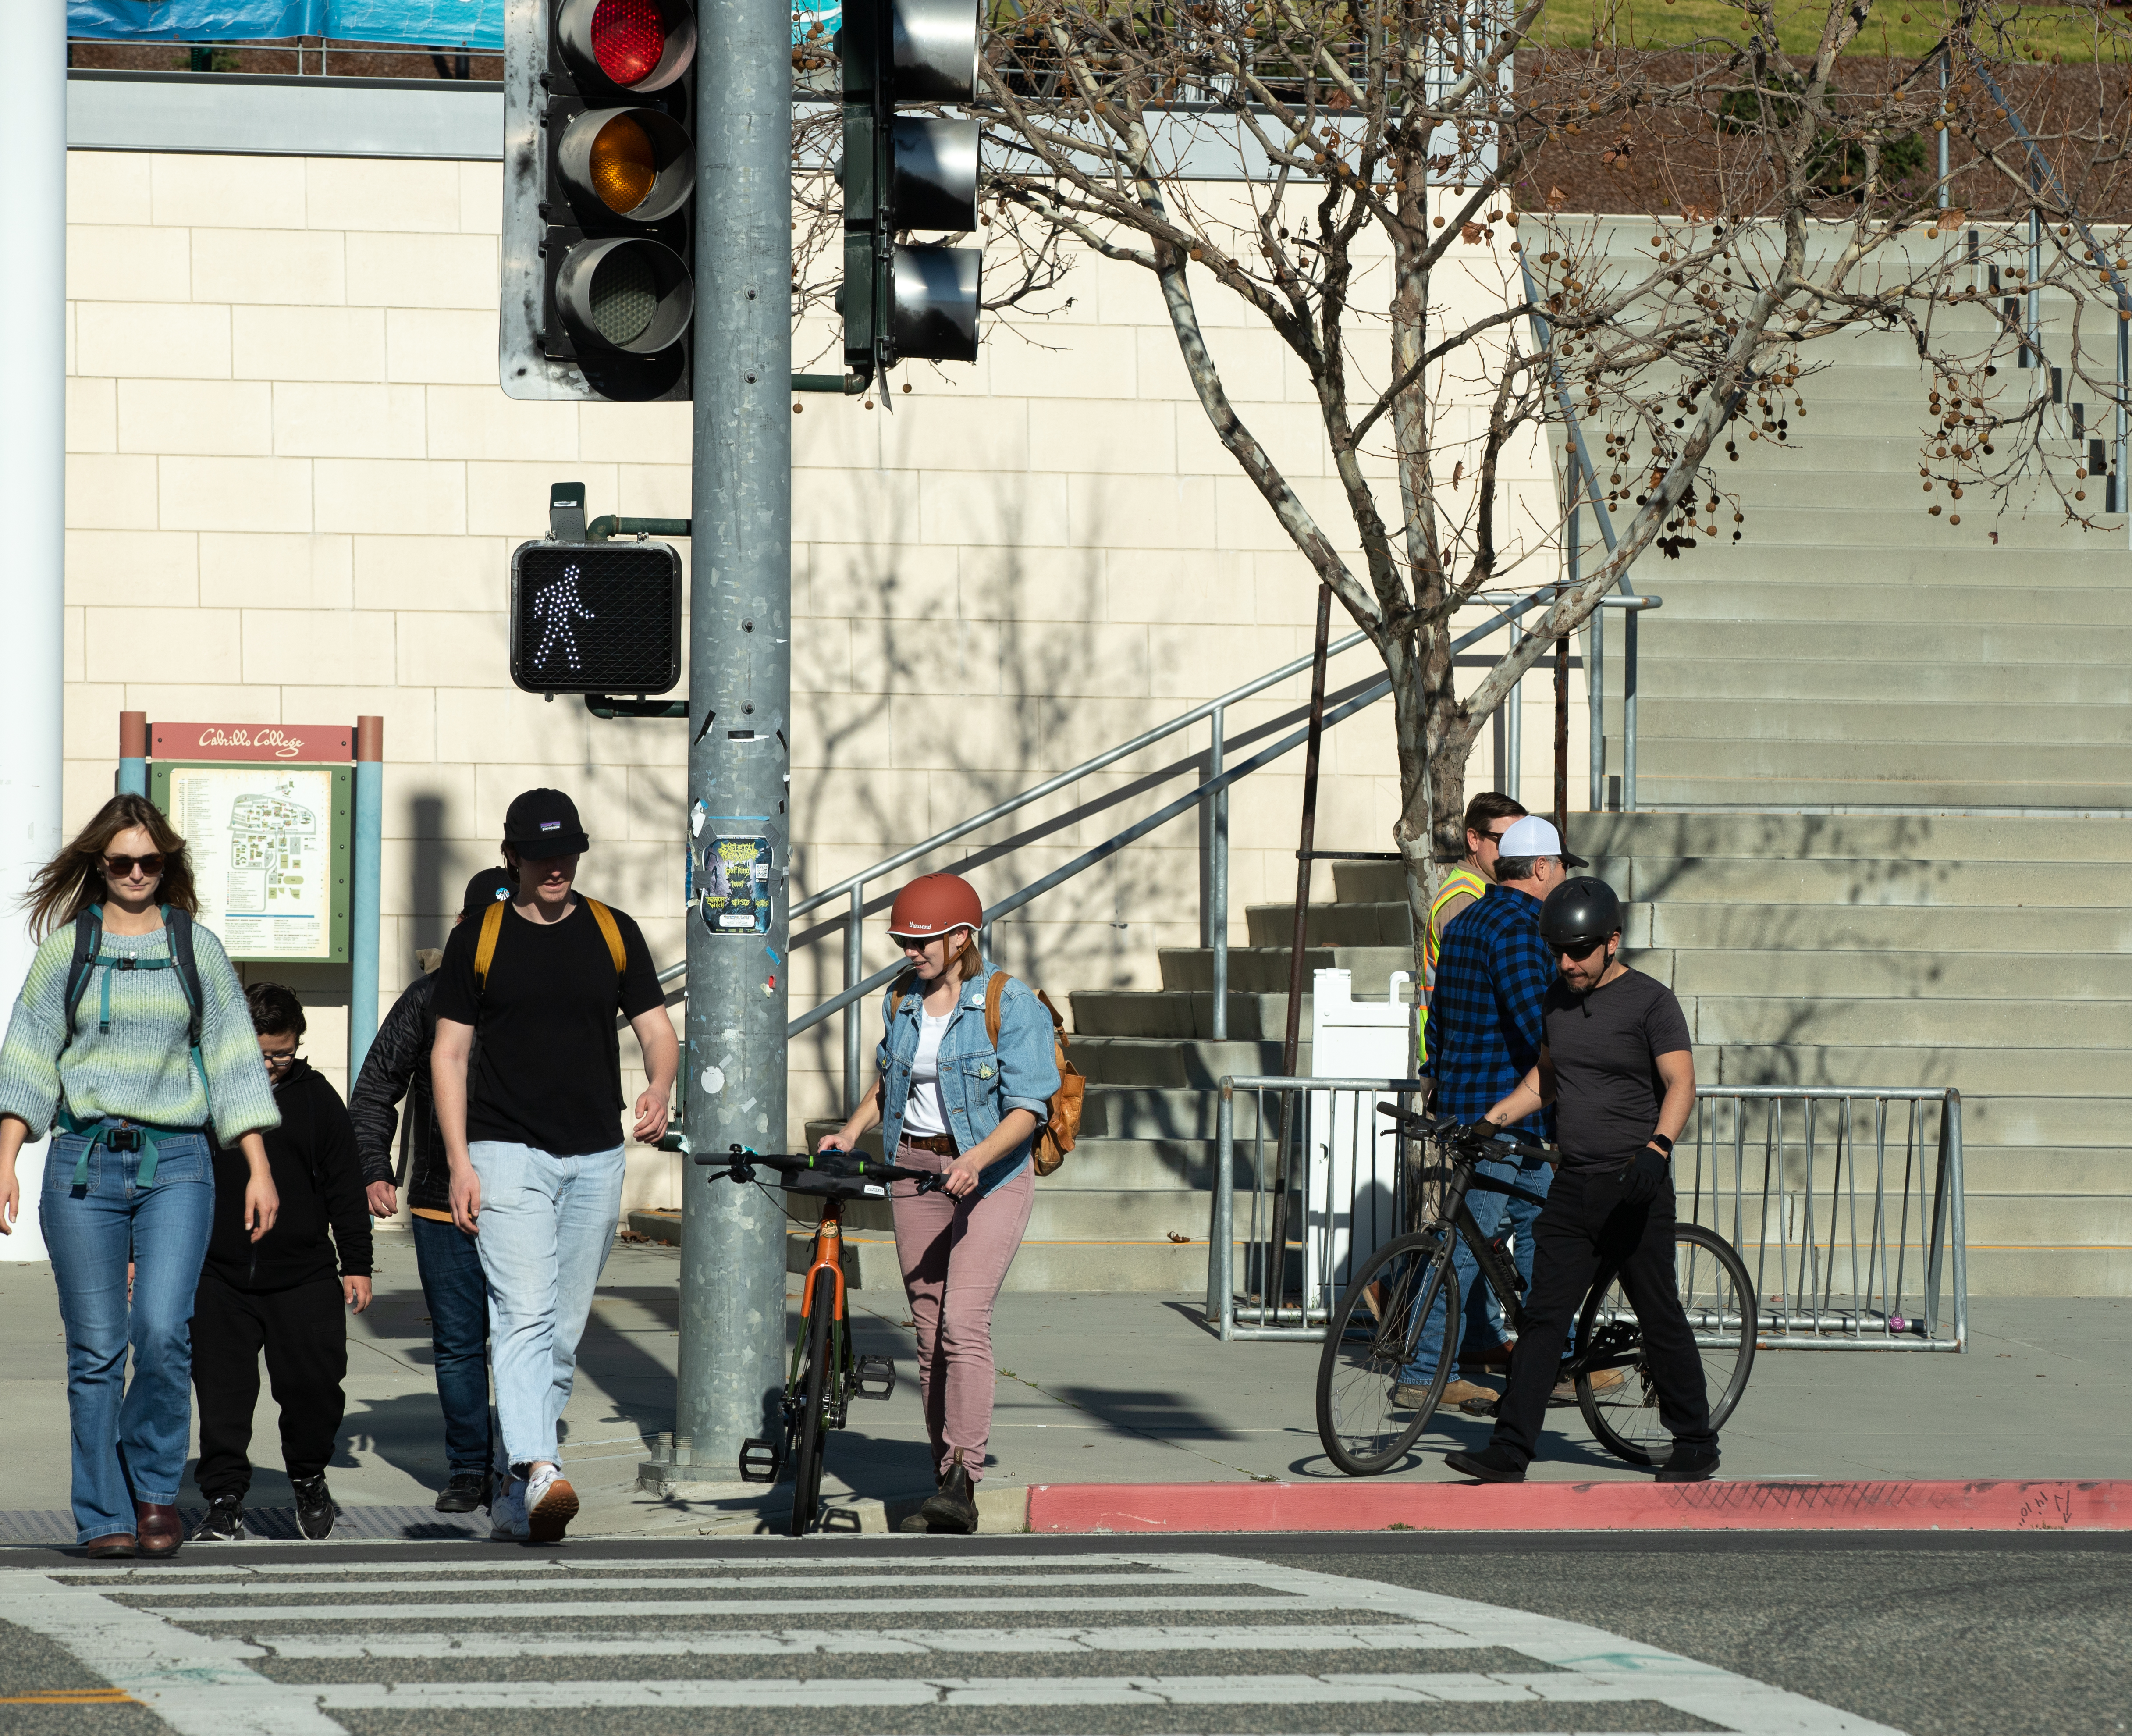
[1444,873,1716,1485]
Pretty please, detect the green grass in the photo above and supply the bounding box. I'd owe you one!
[1530,0,2132,64]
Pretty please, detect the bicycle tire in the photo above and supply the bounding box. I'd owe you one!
[787,1274,835,1536]
[1315,1227,1460,1476]
[1575,1222,1757,1467]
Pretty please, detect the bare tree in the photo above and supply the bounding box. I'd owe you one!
[856,0,2132,967]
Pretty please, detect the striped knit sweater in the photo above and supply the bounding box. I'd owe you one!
[0,918,280,1146]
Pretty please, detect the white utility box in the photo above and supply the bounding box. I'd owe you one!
[1302,966,1415,1304]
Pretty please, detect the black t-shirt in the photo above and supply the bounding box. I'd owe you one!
[1542,966,1693,1171]
[432,899,664,1157]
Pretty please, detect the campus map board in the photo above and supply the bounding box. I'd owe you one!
[152,763,353,963]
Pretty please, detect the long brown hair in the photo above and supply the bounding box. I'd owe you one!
[21,795,199,939]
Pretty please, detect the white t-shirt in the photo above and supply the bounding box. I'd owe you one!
[901,1007,952,1138]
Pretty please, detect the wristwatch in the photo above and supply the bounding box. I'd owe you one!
[1647,1132,1674,1156]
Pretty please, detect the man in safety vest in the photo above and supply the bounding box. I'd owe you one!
[1419,793,1527,1069]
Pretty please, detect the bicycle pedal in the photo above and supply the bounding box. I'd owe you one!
[855,1355,897,1400]
[737,1437,782,1484]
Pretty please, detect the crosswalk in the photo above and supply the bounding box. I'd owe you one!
[0,1548,1904,1733]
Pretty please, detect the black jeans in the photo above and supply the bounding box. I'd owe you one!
[191,1268,346,1497]
[412,1213,493,1476]
[1490,1163,1715,1466]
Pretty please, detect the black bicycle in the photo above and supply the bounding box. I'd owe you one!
[1315,1106,1757,1476]
[695,1145,942,1535]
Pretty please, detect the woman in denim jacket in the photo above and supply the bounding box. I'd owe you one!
[820,872,1058,1533]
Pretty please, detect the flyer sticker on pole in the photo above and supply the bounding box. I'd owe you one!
[701,834,773,935]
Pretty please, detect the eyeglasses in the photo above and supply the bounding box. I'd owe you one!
[261,1048,300,1071]
[101,853,165,879]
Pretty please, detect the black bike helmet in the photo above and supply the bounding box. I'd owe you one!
[1539,876,1623,954]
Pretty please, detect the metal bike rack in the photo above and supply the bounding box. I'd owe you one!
[1206,1079,1968,1352]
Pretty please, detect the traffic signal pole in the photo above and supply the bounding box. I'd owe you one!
[674,0,794,1474]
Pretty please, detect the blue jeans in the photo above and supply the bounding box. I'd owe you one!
[41,1125,215,1543]
[412,1213,493,1477]
[467,1141,625,1473]
[1402,1156,1552,1386]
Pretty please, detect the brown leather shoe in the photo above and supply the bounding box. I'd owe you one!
[135,1503,184,1559]
[82,1533,136,1559]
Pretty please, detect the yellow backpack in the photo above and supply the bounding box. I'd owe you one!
[473,896,627,993]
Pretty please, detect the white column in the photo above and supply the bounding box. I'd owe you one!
[0,9,68,1261]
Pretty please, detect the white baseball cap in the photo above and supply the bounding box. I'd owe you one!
[1497,815,1589,867]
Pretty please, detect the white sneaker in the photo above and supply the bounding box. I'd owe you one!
[489,1478,529,1541]
[525,1465,579,1544]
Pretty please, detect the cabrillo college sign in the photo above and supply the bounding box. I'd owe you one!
[149,722,353,764]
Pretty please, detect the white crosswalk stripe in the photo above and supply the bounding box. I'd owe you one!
[0,1548,1907,1735]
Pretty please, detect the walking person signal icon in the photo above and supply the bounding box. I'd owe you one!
[508,539,683,698]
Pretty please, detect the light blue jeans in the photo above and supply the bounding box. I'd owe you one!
[42,1126,215,1542]
[468,1141,625,1473]
[1401,1155,1553,1386]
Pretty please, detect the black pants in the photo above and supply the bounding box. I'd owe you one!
[1491,1164,1714,1466]
[192,1268,346,1498]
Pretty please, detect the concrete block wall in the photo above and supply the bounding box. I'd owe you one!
[59,148,1577,1208]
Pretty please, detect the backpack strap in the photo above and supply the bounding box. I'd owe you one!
[585,898,627,978]
[473,898,506,996]
[160,907,212,1142]
[984,970,1008,1051]
[62,907,104,1043]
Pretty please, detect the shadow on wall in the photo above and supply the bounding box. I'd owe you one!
[411,793,449,957]
[789,484,1171,1092]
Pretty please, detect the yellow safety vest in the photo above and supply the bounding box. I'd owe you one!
[1418,867,1489,1063]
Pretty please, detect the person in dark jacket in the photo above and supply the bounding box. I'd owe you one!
[190,982,370,1542]
[348,868,511,1513]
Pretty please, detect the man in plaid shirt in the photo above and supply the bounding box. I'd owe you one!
[1399,815,1582,1408]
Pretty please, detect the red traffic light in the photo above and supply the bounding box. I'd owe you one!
[556,0,697,95]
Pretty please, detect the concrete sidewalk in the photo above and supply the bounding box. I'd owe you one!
[0,1238,2124,1540]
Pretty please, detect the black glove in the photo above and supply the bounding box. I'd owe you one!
[1461,1120,1503,1149]
[1627,1143,1670,1199]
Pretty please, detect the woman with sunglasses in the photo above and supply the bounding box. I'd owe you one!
[0,794,280,1558]
[817,872,1059,1534]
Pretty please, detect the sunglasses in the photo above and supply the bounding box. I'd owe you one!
[102,853,166,879]
[1555,938,1610,962]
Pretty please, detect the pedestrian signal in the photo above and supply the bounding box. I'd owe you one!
[508,541,683,696]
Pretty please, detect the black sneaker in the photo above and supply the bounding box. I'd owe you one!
[917,1464,979,1534]
[291,1475,337,1540]
[1656,1441,1720,1483]
[1444,1444,1528,1483]
[434,1473,491,1514]
[194,1493,245,1542]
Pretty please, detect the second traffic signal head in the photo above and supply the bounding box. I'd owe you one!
[841,0,984,381]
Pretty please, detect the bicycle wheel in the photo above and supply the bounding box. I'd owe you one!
[787,1275,834,1536]
[1576,1223,1757,1467]
[1316,1227,1459,1476]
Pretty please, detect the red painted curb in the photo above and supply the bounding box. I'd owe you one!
[1025,1478,2131,1534]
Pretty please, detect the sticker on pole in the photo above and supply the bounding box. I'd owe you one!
[702,836,773,934]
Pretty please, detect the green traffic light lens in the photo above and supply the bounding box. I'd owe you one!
[589,249,657,346]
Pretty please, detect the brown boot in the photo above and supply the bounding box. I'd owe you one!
[82,1534,136,1559]
[135,1503,184,1559]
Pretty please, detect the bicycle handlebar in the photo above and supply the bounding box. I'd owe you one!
[1375,1101,1554,1167]
[691,1144,946,1193]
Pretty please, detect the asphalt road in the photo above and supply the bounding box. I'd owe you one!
[0,1531,2123,1736]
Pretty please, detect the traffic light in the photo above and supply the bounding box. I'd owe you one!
[510,489,684,696]
[839,0,984,385]
[501,0,699,402]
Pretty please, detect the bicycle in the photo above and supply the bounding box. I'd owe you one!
[694,1143,942,1536]
[1315,1105,1757,1477]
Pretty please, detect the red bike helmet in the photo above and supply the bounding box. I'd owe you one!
[887,872,983,940]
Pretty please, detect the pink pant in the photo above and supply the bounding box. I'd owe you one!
[890,1141,1034,1483]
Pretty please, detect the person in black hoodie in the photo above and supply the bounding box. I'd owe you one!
[190,982,370,1542]
[348,868,511,1513]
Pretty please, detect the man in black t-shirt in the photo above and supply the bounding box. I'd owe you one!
[431,788,677,1542]
[1444,876,1717,1486]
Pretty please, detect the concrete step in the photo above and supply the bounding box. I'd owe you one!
[1635,615,2132,666]
[1617,545,2132,591]
[1073,989,1312,1042]
[1623,659,2132,705]
[1650,948,2132,1002]
[1635,578,2132,627]
[1707,1042,2108,1102]
[1655,506,2108,551]
[1157,943,1411,994]
[1614,697,2132,748]
[1610,749,2132,803]
[1244,900,1413,947]
[1084,1085,1272,1141]
[1071,1035,1306,1088]
[1573,813,2132,863]
[1688,993,2132,1049]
